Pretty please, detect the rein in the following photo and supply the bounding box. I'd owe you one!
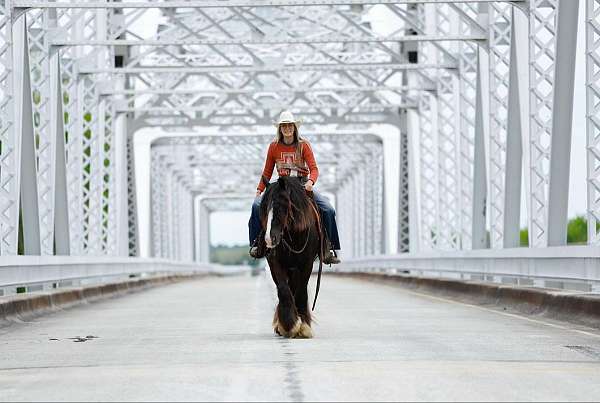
[282,229,310,254]
[306,194,324,312]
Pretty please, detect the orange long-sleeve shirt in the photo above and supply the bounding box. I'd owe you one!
[257,140,319,193]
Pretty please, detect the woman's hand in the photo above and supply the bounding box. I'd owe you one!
[304,180,314,192]
[255,190,262,198]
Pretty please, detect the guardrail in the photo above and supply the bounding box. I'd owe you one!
[334,246,600,293]
[0,256,251,296]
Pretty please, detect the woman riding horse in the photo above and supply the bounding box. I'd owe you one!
[248,110,341,264]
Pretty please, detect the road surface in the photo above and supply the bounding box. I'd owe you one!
[1,271,600,401]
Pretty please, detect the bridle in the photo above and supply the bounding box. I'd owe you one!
[274,191,321,256]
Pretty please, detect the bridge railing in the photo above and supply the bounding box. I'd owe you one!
[334,246,600,293]
[0,257,249,296]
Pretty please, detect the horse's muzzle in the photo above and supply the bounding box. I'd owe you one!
[265,232,279,249]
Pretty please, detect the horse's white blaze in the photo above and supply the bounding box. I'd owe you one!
[265,208,274,248]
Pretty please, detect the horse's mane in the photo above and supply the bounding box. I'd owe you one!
[260,176,315,232]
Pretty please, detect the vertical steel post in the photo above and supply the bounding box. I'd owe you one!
[198,200,210,264]
[587,0,600,244]
[0,0,18,255]
[126,130,139,256]
[504,7,529,249]
[114,113,129,256]
[406,110,421,253]
[419,92,439,250]
[529,0,558,247]
[472,49,488,250]
[547,0,580,246]
[49,45,70,254]
[398,112,410,253]
[14,15,41,255]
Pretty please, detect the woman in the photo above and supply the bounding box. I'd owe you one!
[248,110,341,264]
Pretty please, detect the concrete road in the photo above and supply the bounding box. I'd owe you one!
[1,272,600,402]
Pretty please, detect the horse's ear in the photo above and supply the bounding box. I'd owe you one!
[278,176,286,189]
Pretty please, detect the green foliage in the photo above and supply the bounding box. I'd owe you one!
[18,204,24,255]
[567,216,587,245]
[32,90,41,105]
[520,228,529,247]
[210,244,260,266]
[520,215,592,246]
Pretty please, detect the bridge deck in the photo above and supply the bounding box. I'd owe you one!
[1,272,600,401]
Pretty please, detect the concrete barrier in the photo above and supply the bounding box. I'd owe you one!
[0,273,208,326]
[332,272,600,329]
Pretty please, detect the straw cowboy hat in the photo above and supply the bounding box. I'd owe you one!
[273,110,303,129]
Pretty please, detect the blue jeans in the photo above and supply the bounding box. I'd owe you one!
[248,191,341,250]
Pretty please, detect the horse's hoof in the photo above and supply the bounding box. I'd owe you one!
[295,322,313,339]
[280,318,302,338]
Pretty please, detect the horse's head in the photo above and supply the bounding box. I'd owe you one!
[260,176,310,249]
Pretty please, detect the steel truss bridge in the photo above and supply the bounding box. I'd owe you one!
[0,0,598,290]
[0,0,595,289]
[3,2,600,400]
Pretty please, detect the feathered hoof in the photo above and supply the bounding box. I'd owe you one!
[295,322,313,339]
[276,318,302,338]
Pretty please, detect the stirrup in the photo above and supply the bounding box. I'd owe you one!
[249,246,262,259]
[249,231,267,259]
[322,248,341,265]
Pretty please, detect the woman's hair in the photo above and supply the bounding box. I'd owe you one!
[276,124,304,160]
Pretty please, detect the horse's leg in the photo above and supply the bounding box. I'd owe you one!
[291,263,314,339]
[269,260,301,338]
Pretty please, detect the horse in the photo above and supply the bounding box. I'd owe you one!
[259,175,324,338]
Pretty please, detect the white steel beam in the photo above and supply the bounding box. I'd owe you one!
[14,15,41,255]
[49,46,70,255]
[456,3,480,251]
[118,104,416,114]
[51,35,486,47]
[528,0,557,248]
[100,86,432,96]
[587,0,600,245]
[78,63,456,75]
[13,0,526,9]
[487,3,510,249]
[547,0,579,246]
[115,113,130,256]
[471,49,487,250]
[503,7,528,249]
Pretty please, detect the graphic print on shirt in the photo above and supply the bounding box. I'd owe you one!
[276,151,305,177]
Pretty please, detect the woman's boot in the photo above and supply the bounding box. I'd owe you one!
[249,230,267,259]
[322,238,341,265]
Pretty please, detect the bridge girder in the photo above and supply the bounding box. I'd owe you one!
[0,0,592,263]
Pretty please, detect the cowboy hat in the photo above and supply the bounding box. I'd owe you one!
[273,110,303,128]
